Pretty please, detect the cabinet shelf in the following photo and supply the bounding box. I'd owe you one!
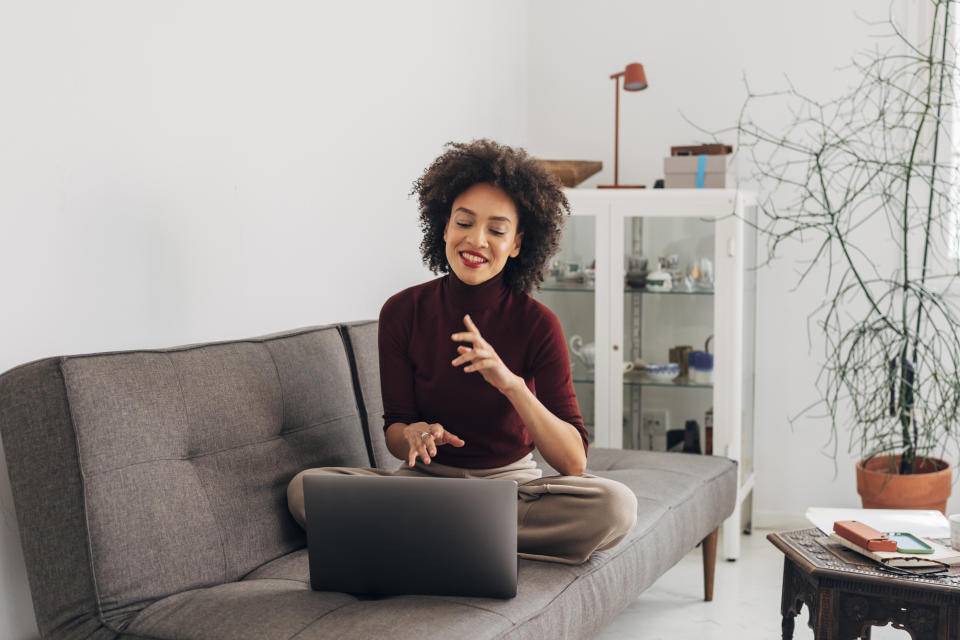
[626,288,714,296]
[573,377,713,389]
[542,284,714,295]
[540,283,595,292]
[625,379,713,389]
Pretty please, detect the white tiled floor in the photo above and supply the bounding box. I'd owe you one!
[595,528,912,639]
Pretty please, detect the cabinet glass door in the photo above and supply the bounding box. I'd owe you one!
[533,214,598,443]
[621,215,716,453]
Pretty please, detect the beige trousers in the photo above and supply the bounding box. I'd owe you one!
[287,453,638,565]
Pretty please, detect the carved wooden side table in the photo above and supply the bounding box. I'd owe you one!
[769,528,960,640]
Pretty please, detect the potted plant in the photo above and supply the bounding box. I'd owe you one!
[733,1,959,511]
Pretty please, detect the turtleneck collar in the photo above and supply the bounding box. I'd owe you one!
[443,271,510,313]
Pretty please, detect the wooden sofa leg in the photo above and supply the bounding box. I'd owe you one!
[702,527,718,601]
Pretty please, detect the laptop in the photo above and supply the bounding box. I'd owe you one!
[303,474,518,598]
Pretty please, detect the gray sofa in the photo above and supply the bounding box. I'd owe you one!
[0,321,737,640]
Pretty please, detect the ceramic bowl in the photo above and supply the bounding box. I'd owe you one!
[643,363,679,382]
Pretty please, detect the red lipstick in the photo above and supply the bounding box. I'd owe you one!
[459,251,488,269]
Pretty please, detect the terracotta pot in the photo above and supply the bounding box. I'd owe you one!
[856,455,952,513]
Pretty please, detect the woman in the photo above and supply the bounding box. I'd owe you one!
[288,139,637,564]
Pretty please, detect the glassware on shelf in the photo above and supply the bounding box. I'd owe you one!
[569,335,595,374]
[547,260,564,282]
[547,258,596,290]
[584,264,596,287]
[660,254,684,285]
[684,257,714,292]
[689,350,714,384]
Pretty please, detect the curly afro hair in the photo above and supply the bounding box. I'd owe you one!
[412,139,569,294]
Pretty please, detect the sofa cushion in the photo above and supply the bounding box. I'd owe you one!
[123,579,359,640]
[52,325,370,630]
[124,582,515,640]
[124,555,580,640]
[243,549,578,629]
[119,448,735,640]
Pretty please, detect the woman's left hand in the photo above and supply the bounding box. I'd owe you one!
[451,314,520,394]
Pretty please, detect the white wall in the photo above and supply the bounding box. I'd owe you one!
[0,2,528,637]
[1,1,951,637]
[526,0,953,530]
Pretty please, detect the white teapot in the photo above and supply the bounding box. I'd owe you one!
[569,335,596,371]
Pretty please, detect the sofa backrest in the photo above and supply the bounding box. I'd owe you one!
[341,321,396,471]
[0,323,382,637]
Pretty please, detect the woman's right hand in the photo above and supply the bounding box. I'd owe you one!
[403,422,465,467]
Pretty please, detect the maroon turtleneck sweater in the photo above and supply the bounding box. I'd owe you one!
[378,272,588,469]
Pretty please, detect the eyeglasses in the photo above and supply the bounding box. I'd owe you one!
[878,557,950,578]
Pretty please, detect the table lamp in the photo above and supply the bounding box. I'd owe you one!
[598,62,648,189]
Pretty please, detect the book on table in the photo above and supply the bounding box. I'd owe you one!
[806,507,959,569]
[828,533,960,568]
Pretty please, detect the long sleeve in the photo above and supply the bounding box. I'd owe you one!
[378,292,420,428]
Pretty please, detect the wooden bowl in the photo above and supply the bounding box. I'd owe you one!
[536,160,603,187]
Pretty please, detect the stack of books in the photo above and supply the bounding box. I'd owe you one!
[806,507,959,574]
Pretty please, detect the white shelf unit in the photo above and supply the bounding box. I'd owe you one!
[539,188,757,560]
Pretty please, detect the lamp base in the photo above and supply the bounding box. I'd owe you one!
[597,184,646,189]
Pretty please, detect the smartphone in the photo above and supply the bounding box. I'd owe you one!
[887,532,934,554]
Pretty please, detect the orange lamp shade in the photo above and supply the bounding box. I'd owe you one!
[623,63,647,91]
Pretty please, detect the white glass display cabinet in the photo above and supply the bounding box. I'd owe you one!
[534,189,757,560]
